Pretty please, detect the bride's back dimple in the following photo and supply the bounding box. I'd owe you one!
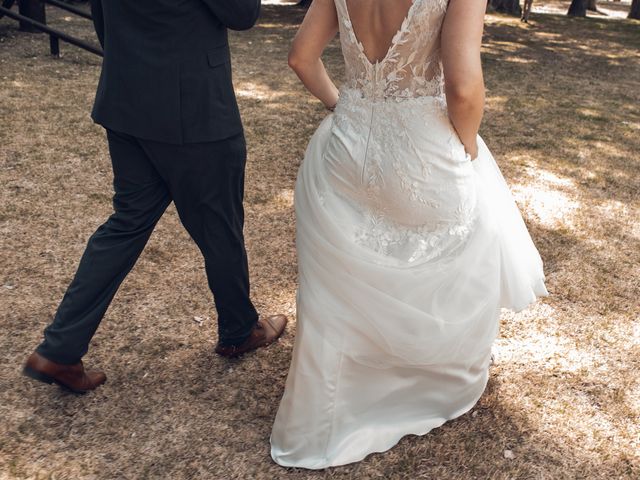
[345,0,414,63]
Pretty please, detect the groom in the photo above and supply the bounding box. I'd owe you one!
[22,0,287,393]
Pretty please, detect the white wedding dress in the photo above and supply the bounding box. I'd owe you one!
[270,0,548,469]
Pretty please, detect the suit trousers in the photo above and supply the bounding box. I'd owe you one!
[36,129,258,364]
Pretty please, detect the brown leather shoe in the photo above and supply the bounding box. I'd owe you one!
[23,352,106,394]
[215,315,288,358]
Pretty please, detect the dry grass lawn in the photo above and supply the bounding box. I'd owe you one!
[0,1,639,479]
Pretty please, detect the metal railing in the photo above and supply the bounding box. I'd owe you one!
[44,0,92,21]
[0,0,102,57]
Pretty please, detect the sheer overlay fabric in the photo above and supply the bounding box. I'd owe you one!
[339,0,448,99]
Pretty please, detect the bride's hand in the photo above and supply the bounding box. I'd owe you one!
[465,142,478,161]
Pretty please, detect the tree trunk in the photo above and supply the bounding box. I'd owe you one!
[587,0,597,11]
[488,0,522,15]
[630,0,640,19]
[567,0,587,16]
[522,0,533,22]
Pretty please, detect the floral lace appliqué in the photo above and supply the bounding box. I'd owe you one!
[330,0,476,264]
[336,0,449,102]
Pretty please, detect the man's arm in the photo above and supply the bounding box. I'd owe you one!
[89,0,105,49]
[200,0,261,31]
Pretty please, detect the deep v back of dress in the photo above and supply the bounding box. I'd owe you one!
[343,0,415,63]
[270,0,547,469]
[336,0,448,99]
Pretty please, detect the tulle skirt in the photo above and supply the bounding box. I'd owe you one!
[270,91,547,469]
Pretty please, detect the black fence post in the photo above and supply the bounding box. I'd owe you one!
[0,0,102,57]
[18,0,46,32]
[49,35,60,56]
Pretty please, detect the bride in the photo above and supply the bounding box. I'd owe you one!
[270,0,548,469]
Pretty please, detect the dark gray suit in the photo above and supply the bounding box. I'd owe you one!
[36,0,261,364]
[90,0,259,144]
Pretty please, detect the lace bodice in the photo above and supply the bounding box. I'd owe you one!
[334,0,449,100]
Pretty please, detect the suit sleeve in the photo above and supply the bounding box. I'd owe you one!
[90,0,105,49]
[200,0,261,31]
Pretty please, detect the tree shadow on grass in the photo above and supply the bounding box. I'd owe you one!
[9,346,636,479]
[479,17,639,207]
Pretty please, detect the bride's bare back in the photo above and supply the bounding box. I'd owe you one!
[345,0,414,63]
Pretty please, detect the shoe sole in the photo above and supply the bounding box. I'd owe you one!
[22,366,89,395]
[216,327,286,359]
[221,338,278,358]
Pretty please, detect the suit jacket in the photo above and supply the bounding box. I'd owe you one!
[89,0,260,145]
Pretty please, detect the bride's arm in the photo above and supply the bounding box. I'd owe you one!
[288,0,340,110]
[441,0,486,160]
